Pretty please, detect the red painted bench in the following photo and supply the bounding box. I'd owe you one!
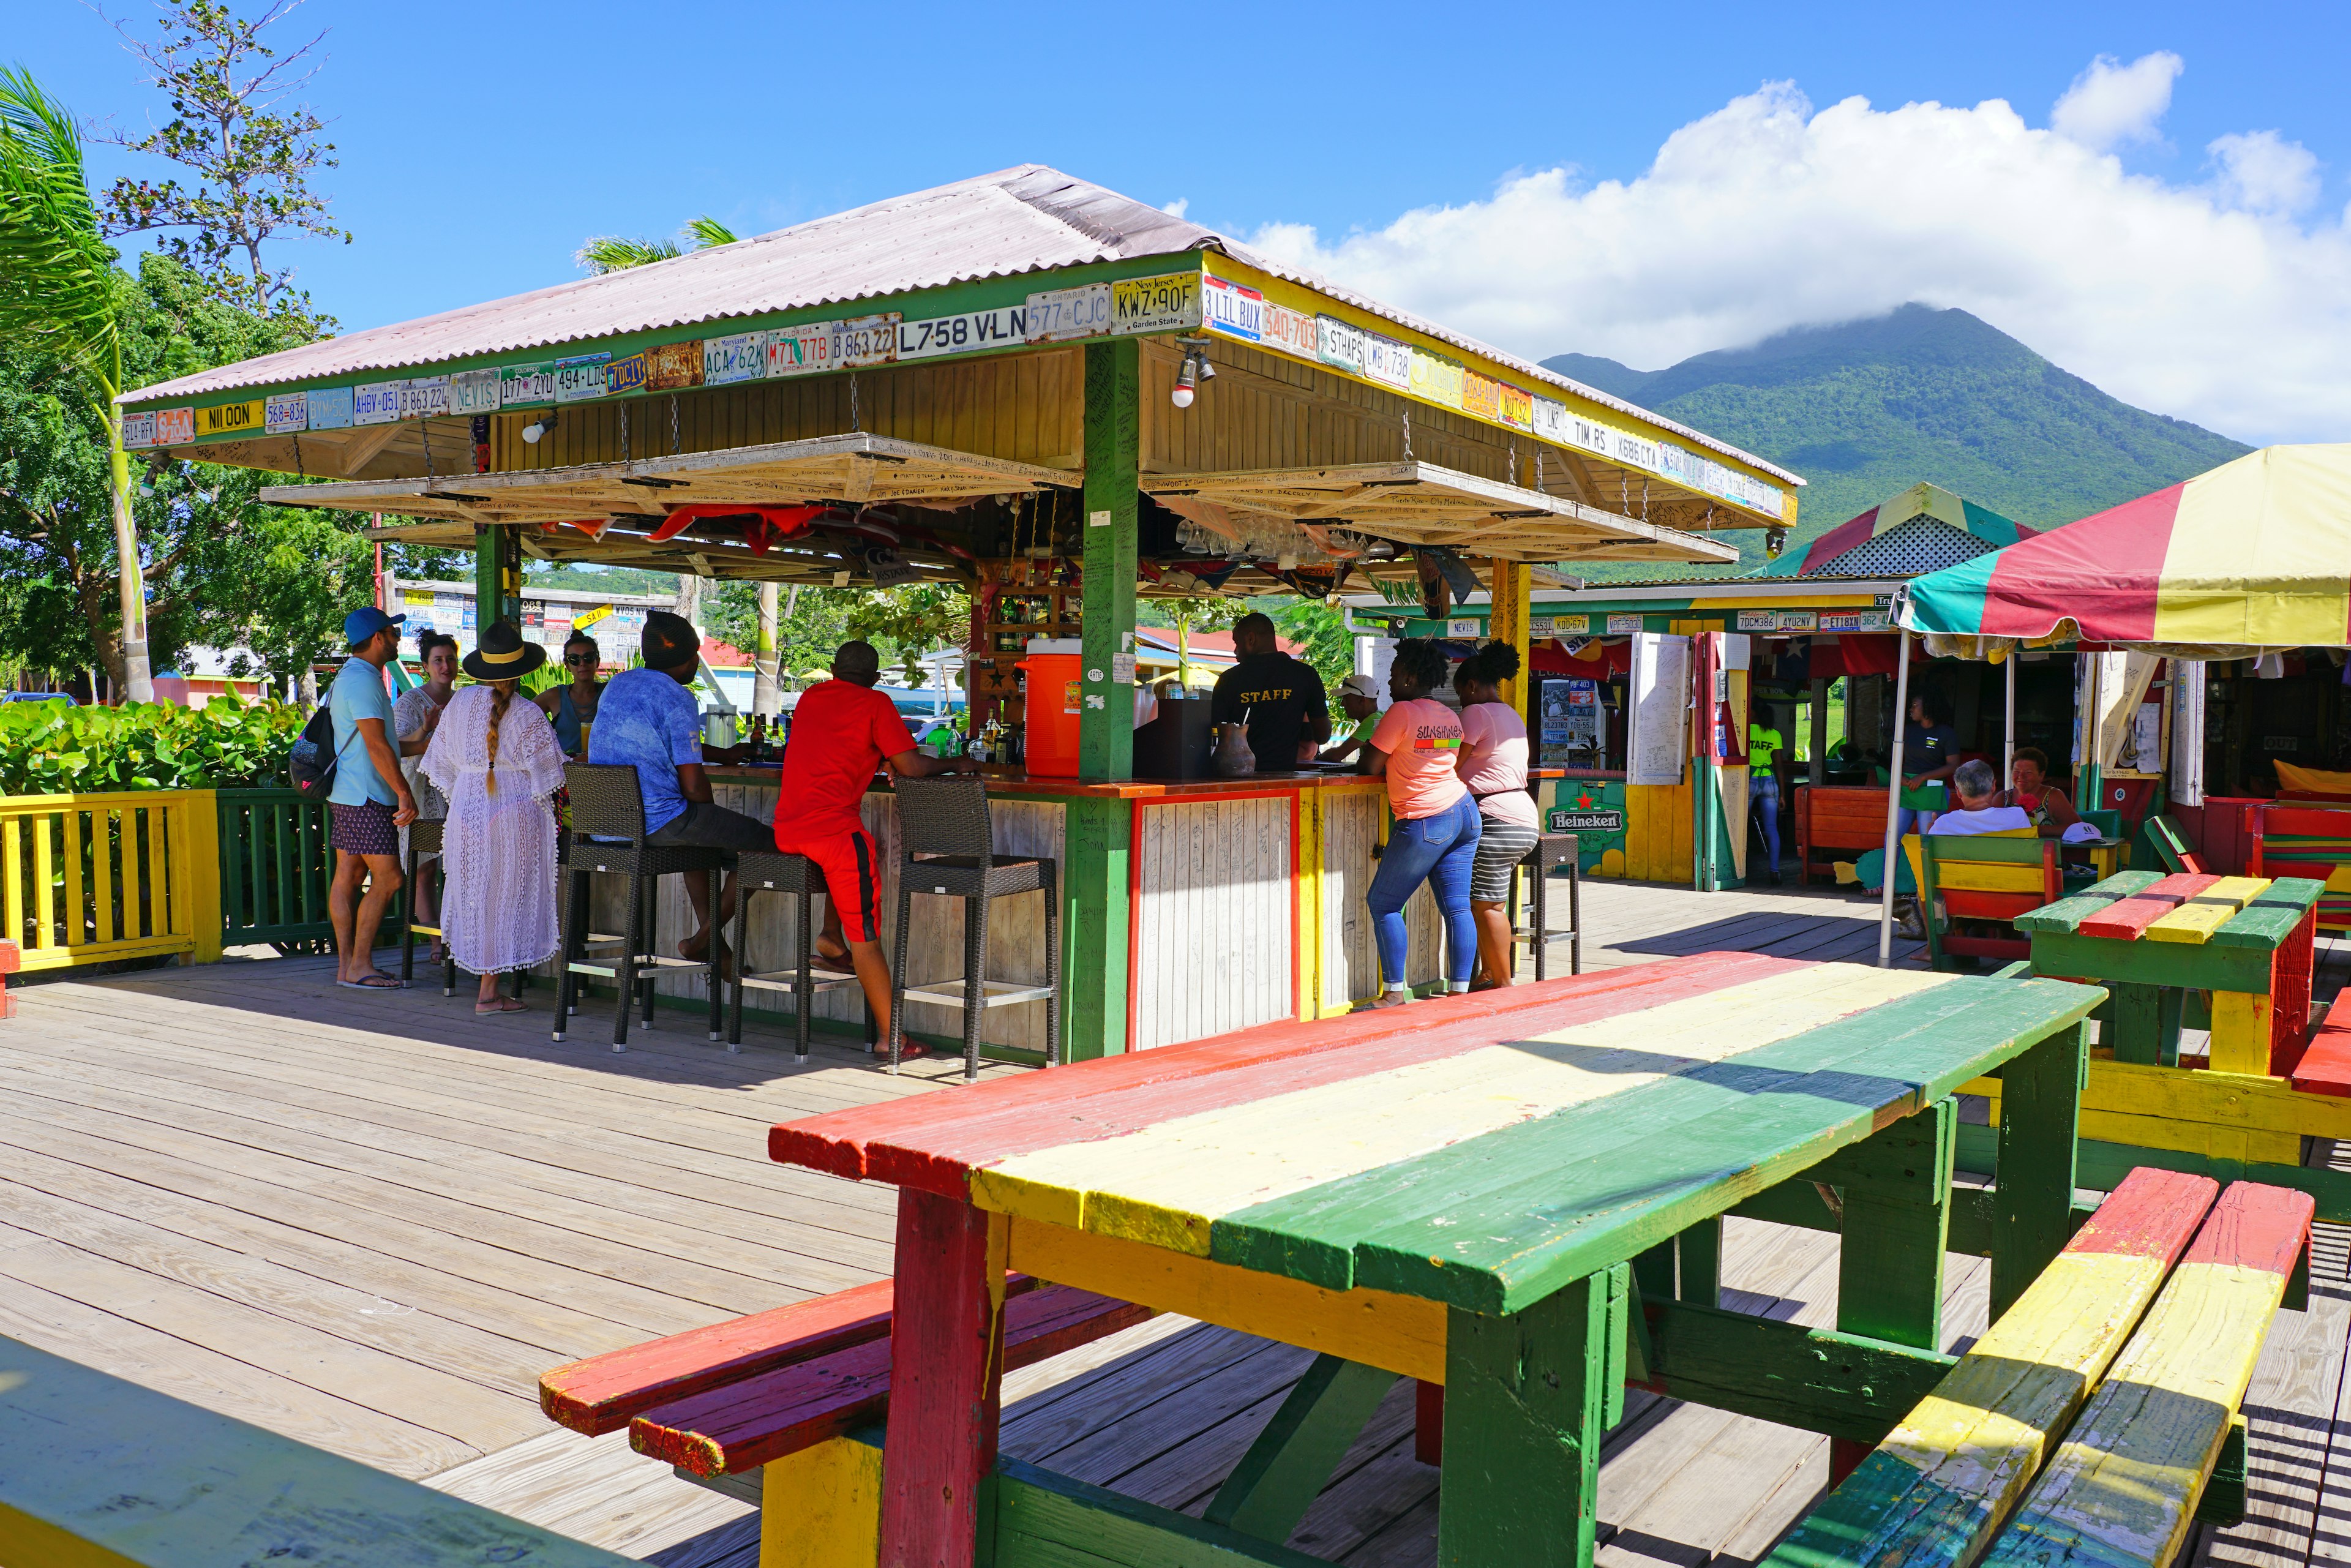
[1793,785,1892,884]
[539,1275,1151,1479]
[0,939,17,1019]
[2292,991,2351,1099]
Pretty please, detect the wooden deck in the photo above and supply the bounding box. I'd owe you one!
[1,876,2344,1567]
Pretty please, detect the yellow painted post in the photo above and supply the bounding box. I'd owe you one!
[143,800,167,942]
[1295,787,1321,1021]
[1489,558,1532,711]
[762,1435,882,1568]
[183,790,223,966]
[1,813,20,951]
[31,806,54,951]
[2210,992,2274,1076]
[92,807,118,947]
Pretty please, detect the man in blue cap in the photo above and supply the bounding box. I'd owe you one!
[328,606,419,989]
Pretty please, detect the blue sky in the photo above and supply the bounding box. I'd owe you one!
[18,1,2351,440]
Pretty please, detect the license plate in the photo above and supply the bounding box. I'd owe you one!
[1026,283,1111,342]
[832,315,898,367]
[1112,272,1201,334]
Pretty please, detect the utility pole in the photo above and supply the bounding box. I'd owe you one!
[754,582,782,716]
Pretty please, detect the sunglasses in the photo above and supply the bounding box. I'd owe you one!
[565,653,599,665]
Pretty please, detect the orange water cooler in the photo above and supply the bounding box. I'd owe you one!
[1018,639,1084,778]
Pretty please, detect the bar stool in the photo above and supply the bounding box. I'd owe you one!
[400,817,456,996]
[725,850,859,1060]
[887,777,1060,1082]
[1516,835,1583,980]
[553,763,726,1051]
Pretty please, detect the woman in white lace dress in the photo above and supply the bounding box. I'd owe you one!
[421,621,566,1013]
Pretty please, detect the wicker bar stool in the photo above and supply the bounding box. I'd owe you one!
[400,817,457,996]
[1516,834,1584,980]
[726,850,859,1060]
[553,763,726,1051]
[887,777,1060,1082]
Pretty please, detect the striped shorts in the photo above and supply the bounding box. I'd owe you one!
[1469,819,1541,902]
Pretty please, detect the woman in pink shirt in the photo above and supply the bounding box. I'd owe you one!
[1360,639,1480,1008]
[1455,642,1540,989]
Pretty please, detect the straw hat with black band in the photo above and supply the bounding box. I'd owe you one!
[462,619,549,682]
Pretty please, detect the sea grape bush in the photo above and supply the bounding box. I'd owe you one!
[0,699,304,795]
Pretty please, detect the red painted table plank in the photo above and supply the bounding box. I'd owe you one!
[2290,992,2351,1099]
[2188,1181,2315,1277]
[2075,874,2221,940]
[2064,1168,2219,1260]
[771,952,1809,1196]
[631,1285,1150,1475]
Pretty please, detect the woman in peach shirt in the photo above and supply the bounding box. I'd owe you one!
[1360,639,1480,1008]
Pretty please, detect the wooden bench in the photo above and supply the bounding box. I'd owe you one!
[2248,803,2351,932]
[2,1332,637,1566]
[2143,814,2208,876]
[1980,1179,2315,1568]
[1762,1168,2219,1568]
[2291,989,2351,1098]
[1909,831,2060,970]
[539,1274,1150,1482]
[1794,784,1893,883]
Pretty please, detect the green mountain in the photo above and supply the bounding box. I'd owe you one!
[1542,304,2251,576]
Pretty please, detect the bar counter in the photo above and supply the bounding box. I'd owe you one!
[602,765,1479,1057]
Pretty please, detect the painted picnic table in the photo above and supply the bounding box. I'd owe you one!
[1970,869,2351,1218]
[770,951,2106,1568]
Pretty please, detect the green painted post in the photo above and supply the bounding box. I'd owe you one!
[473,523,521,629]
[1438,1278,1611,1568]
[1992,1020,2088,1321]
[1060,339,1139,1060]
[2105,982,2183,1066]
[1826,1098,1955,1485]
[1204,1354,1395,1544]
[1677,1218,1722,1307]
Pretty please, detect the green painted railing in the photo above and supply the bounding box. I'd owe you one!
[216,787,336,953]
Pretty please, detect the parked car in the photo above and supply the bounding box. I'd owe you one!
[2,691,75,705]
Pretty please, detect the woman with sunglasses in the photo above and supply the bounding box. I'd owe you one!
[535,631,605,757]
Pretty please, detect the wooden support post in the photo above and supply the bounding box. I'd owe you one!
[2105,982,2183,1067]
[473,522,521,628]
[2211,991,2274,1076]
[1677,1217,1722,1308]
[1828,1098,1955,1485]
[1438,1276,1612,1568]
[1809,676,1829,786]
[1631,1240,1676,1306]
[878,1190,1006,1568]
[1414,1380,1443,1467]
[1490,558,1531,715]
[1992,1021,2087,1322]
[1204,1354,1395,1544]
[1061,339,1139,1062]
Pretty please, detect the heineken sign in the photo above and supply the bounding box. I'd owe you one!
[1549,807,1625,835]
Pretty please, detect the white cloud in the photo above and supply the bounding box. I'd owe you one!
[1161,197,1190,218]
[2052,51,2183,151]
[2209,130,2321,215]
[1243,75,2351,444]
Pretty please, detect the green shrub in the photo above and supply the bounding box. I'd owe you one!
[0,698,306,796]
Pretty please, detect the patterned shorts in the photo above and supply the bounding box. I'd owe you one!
[1469,819,1542,903]
[329,799,399,857]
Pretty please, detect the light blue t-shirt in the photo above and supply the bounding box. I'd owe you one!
[326,656,398,807]
[586,667,702,833]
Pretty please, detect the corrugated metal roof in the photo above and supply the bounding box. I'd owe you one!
[126,164,1798,486]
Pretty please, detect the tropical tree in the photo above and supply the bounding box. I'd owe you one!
[577,215,739,276]
[0,67,152,700]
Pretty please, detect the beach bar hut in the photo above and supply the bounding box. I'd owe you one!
[114,166,1799,1057]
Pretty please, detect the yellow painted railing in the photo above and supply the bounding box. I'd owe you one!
[0,790,222,973]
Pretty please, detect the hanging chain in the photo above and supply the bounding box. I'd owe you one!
[291,430,306,479]
[1640,478,1650,521]
[1535,446,1547,495]
[1509,441,1518,488]
[419,417,433,478]
[1400,407,1412,460]
[620,403,630,464]
[849,372,862,433]
[670,394,681,455]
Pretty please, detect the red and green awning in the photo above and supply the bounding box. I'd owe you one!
[1902,445,2351,653]
[1760,481,2032,578]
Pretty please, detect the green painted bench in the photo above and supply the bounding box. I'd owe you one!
[0,1333,636,1567]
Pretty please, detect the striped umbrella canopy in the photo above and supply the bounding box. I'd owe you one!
[1900,444,2351,656]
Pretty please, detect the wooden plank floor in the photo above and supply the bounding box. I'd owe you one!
[0,882,2343,1567]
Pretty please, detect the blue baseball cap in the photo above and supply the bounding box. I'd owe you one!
[344,605,405,647]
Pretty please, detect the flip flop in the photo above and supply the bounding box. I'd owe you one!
[337,974,406,991]
[474,997,529,1014]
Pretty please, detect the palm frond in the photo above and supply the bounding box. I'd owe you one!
[574,233,683,274]
[686,215,738,249]
[0,66,120,397]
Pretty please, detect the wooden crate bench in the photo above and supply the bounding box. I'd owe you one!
[2,1333,636,1567]
[768,950,2108,1568]
[1794,784,1895,883]
[2247,803,2351,932]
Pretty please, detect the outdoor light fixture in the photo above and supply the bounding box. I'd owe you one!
[1170,337,1217,409]
[1764,525,1789,558]
[522,410,560,444]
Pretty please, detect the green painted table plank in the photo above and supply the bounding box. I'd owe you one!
[2208,881,2322,950]
[1646,1301,1956,1446]
[1202,1354,1394,1545]
[2069,1138,2351,1227]
[0,1334,635,1567]
[2014,871,2163,935]
[1215,977,2101,1316]
[2027,930,2270,992]
[995,1457,1329,1568]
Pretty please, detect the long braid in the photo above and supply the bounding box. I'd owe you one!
[484,681,516,794]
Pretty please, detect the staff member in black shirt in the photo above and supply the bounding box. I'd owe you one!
[1900,691,1963,831]
[1210,613,1330,769]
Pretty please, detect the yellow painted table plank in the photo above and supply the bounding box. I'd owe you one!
[971,966,1954,1254]
[1006,1215,1446,1384]
[2143,877,2271,945]
[1971,1058,2351,1145]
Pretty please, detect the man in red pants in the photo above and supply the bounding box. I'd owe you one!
[774,640,973,1053]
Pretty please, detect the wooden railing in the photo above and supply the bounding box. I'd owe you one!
[0,789,220,973]
[216,787,337,953]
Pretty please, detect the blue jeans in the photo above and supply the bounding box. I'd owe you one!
[1753,771,1780,871]
[1368,794,1482,988]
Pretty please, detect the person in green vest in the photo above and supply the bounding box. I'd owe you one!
[1749,716,1785,885]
